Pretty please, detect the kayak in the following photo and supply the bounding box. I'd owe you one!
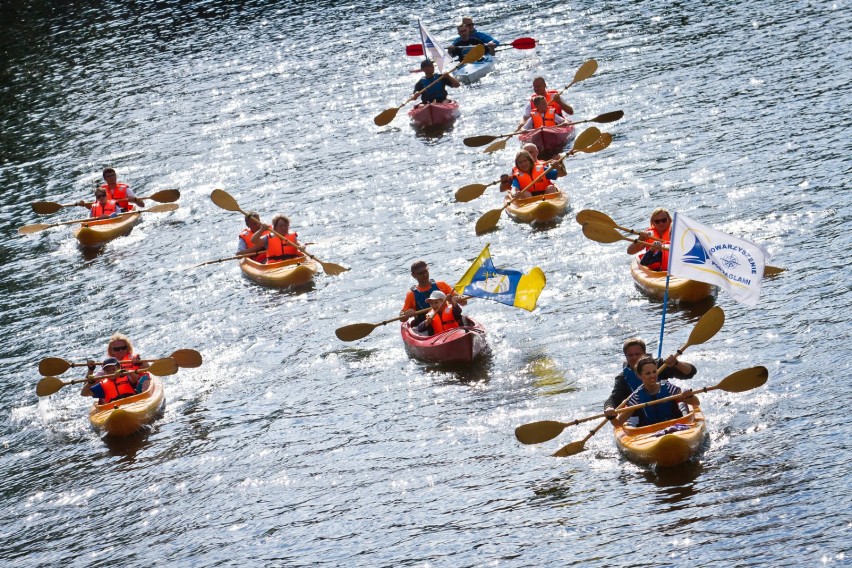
[506,191,569,224]
[239,256,319,288]
[630,258,716,303]
[613,407,707,467]
[408,101,460,127]
[88,377,165,437]
[518,124,575,158]
[454,55,495,84]
[401,316,487,364]
[72,213,141,247]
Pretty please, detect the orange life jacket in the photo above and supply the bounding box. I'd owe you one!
[90,200,118,217]
[266,231,299,261]
[118,355,151,391]
[530,90,564,115]
[102,183,132,211]
[239,228,268,263]
[530,106,558,128]
[639,225,671,271]
[99,372,136,403]
[513,162,551,195]
[430,304,460,335]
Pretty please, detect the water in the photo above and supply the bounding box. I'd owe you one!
[1,0,850,565]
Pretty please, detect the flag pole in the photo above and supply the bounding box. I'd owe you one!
[657,212,678,359]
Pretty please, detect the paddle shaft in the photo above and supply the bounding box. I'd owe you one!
[386,295,473,327]
[193,253,256,268]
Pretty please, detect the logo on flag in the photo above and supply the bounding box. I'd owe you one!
[669,213,766,306]
[454,244,546,311]
[418,19,455,74]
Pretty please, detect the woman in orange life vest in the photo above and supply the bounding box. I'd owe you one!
[521,96,568,132]
[77,187,122,219]
[236,210,268,263]
[101,167,144,211]
[507,149,559,199]
[82,332,151,398]
[627,208,672,272]
[414,290,464,336]
[249,214,302,263]
[499,143,566,193]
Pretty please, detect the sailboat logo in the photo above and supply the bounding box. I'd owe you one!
[681,233,709,266]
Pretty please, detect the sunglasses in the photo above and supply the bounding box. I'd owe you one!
[652,218,670,224]
[111,345,128,352]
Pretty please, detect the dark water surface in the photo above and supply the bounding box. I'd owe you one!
[1,0,849,565]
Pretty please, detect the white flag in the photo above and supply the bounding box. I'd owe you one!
[418,20,454,74]
[669,213,766,307]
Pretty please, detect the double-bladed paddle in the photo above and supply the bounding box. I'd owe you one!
[473,127,606,235]
[577,212,785,276]
[405,37,536,57]
[527,366,768,452]
[374,44,485,127]
[464,110,624,150]
[35,357,180,397]
[209,189,348,276]
[18,203,179,235]
[517,305,725,447]
[335,296,473,341]
[38,349,203,376]
[31,189,181,215]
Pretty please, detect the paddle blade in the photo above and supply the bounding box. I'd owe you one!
[515,421,568,445]
[475,208,503,235]
[461,44,486,64]
[552,440,587,458]
[210,189,242,212]
[579,132,613,154]
[144,203,179,213]
[38,357,72,376]
[147,358,179,376]
[582,221,625,244]
[572,127,601,151]
[575,209,616,228]
[455,184,488,203]
[686,306,725,346]
[335,323,377,342]
[374,107,399,127]
[591,110,624,124]
[484,138,509,154]
[464,135,499,147]
[31,201,63,214]
[320,261,350,276]
[511,37,537,49]
[149,189,181,203]
[572,59,598,85]
[406,44,424,56]
[170,349,203,368]
[718,366,768,393]
[764,265,786,276]
[18,223,52,235]
[36,376,66,397]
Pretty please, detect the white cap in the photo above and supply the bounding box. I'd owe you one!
[428,290,447,301]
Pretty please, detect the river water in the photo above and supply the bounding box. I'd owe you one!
[1,0,849,565]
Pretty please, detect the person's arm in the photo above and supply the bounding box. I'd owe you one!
[438,282,465,306]
[250,227,270,247]
[627,232,654,255]
[553,113,566,125]
[521,117,534,130]
[400,291,416,321]
[499,173,512,192]
[125,186,145,208]
[553,94,573,115]
[80,361,97,396]
[444,75,461,89]
[614,390,640,425]
[604,373,630,413]
[660,355,697,380]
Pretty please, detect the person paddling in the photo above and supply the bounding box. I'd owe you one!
[237,210,268,262]
[250,214,303,263]
[627,208,672,271]
[521,96,568,131]
[81,333,152,403]
[413,59,460,104]
[461,17,499,47]
[447,23,493,59]
[415,291,464,336]
[400,260,464,327]
[603,337,697,420]
[507,150,559,199]
[612,355,699,427]
[516,76,573,130]
[78,187,122,219]
[101,168,144,210]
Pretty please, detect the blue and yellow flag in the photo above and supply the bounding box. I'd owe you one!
[453,244,546,311]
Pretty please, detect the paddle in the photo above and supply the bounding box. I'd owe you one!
[31,189,181,215]
[335,295,473,341]
[374,44,485,127]
[35,357,180,397]
[209,189,348,275]
[190,253,256,268]
[579,213,786,276]
[530,366,768,451]
[405,37,536,57]
[465,110,624,149]
[474,127,602,235]
[38,349,202,376]
[18,203,179,235]
[516,305,725,446]
[454,179,502,203]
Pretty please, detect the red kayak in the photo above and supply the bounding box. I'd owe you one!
[400,316,487,364]
[408,101,460,127]
[519,124,575,158]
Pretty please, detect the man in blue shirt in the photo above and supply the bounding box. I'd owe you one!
[448,23,494,59]
[413,59,460,104]
[462,17,500,46]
